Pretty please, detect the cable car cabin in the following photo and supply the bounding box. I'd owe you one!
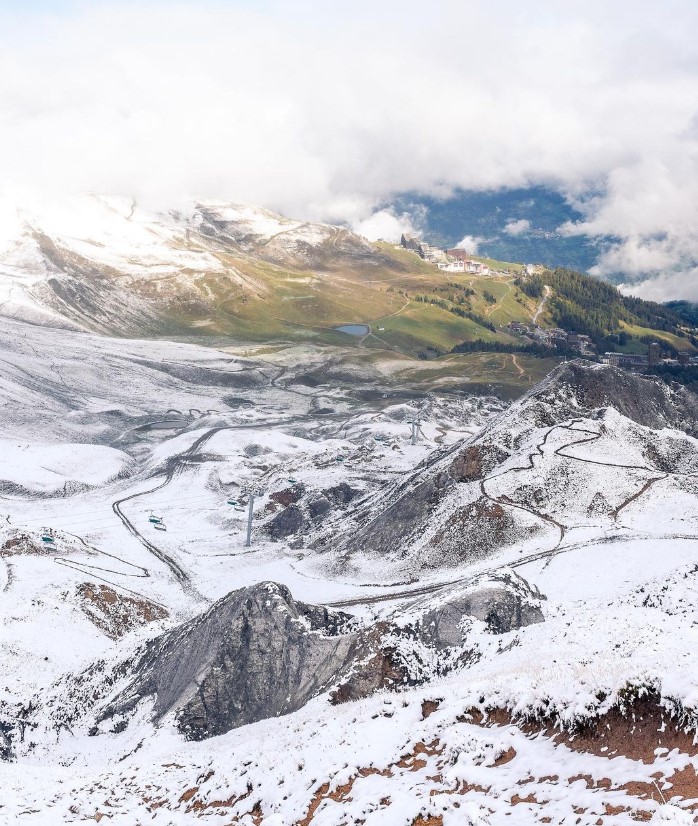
[41,529,55,544]
[287,478,298,484]
[153,522,167,531]
[227,499,238,506]
[148,513,163,524]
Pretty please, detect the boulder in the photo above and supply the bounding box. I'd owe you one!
[411,571,545,647]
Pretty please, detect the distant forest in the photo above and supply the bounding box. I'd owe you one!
[516,269,696,348]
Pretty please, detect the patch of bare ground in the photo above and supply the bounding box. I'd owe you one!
[137,696,698,823]
[422,699,441,719]
[77,582,168,639]
[465,693,698,815]
[1,533,58,556]
[467,693,698,763]
[295,766,393,826]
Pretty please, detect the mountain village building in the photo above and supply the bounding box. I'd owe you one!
[400,235,488,271]
[446,248,469,261]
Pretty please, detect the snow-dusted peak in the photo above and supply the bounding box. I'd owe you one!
[0,194,389,333]
[193,200,309,241]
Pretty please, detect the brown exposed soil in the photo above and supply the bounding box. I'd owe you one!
[179,787,198,803]
[295,766,392,826]
[77,582,168,639]
[1,533,59,556]
[422,699,441,719]
[141,694,698,823]
[449,446,483,482]
[466,693,698,764]
[270,487,305,508]
[396,740,444,771]
[464,694,698,814]
[545,703,698,765]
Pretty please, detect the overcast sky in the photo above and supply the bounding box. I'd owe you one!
[1,0,698,299]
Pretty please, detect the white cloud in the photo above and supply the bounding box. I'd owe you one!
[618,266,698,302]
[455,235,485,254]
[0,1,697,296]
[351,208,416,242]
[503,219,531,236]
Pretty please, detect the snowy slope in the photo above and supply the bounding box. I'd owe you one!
[1,342,698,824]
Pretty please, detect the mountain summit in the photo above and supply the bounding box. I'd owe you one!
[0,195,407,335]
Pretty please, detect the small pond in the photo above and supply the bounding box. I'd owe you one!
[334,324,370,336]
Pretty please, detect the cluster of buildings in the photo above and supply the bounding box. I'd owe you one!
[602,341,694,369]
[508,322,594,353]
[436,260,491,274]
[399,235,491,275]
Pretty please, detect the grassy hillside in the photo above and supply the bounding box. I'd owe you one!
[159,243,541,356]
[180,249,697,370]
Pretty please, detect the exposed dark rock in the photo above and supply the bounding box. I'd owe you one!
[320,362,698,569]
[99,583,364,740]
[329,624,407,704]
[319,471,453,558]
[323,482,360,505]
[42,574,545,746]
[449,445,484,481]
[266,504,304,539]
[532,361,698,435]
[308,497,332,520]
[449,443,509,482]
[243,442,271,457]
[266,482,361,539]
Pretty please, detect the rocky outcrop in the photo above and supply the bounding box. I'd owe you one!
[527,361,698,435]
[316,362,698,569]
[410,571,545,646]
[266,503,305,539]
[266,483,362,541]
[97,583,364,740]
[38,575,544,747]
[76,583,168,640]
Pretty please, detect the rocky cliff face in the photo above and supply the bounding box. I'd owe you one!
[96,583,365,740]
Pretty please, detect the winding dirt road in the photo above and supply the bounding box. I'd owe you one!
[329,418,698,607]
[532,285,551,324]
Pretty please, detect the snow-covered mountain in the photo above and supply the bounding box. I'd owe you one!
[0,195,400,335]
[2,334,698,823]
[312,361,698,581]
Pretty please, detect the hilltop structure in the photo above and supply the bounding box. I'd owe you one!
[401,235,489,272]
